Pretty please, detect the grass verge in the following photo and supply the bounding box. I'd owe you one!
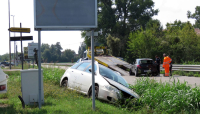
[1,67,200,113]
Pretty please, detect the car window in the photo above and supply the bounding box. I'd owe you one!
[99,65,129,87]
[85,64,97,73]
[71,62,82,69]
[140,60,152,64]
[76,62,90,71]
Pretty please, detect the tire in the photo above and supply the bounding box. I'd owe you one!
[129,69,133,75]
[135,69,138,77]
[88,86,99,98]
[61,80,68,87]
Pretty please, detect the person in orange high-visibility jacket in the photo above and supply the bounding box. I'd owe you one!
[162,53,172,76]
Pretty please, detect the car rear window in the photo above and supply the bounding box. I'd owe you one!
[140,60,152,64]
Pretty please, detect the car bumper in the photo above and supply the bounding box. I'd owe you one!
[137,68,157,74]
[98,86,120,102]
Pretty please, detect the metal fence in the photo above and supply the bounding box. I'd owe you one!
[160,64,200,72]
[42,63,200,72]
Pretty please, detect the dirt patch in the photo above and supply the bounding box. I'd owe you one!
[0,98,9,108]
[0,104,9,108]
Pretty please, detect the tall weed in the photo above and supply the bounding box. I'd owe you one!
[129,77,200,113]
[42,67,65,85]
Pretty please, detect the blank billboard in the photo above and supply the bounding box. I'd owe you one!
[34,0,97,30]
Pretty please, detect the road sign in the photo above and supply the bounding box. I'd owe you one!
[9,27,30,33]
[24,47,28,59]
[10,36,33,41]
[28,43,38,58]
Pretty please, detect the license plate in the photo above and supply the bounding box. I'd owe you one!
[144,70,150,72]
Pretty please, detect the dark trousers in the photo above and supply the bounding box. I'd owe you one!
[157,65,160,74]
[170,64,172,75]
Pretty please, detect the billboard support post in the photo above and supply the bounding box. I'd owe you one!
[37,29,42,109]
[91,29,95,110]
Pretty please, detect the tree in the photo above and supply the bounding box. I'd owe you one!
[127,26,161,63]
[82,0,159,58]
[0,53,9,61]
[42,49,51,63]
[55,42,63,59]
[78,42,86,58]
[61,49,76,62]
[41,43,50,53]
[187,6,200,28]
[179,22,198,61]
[106,35,120,56]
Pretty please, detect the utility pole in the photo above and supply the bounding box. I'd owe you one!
[8,0,11,69]
[11,15,16,66]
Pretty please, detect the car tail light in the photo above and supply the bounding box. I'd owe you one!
[137,65,142,68]
[0,85,6,91]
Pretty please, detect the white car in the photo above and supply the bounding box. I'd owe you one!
[0,68,8,94]
[0,64,5,68]
[60,60,139,102]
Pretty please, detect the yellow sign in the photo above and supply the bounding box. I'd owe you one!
[9,27,30,33]
[24,47,28,56]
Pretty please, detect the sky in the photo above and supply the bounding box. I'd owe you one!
[0,0,200,56]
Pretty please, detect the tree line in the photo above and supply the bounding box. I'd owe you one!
[0,42,79,63]
[80,1,200,64]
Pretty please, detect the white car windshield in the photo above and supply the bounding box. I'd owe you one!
[99,65,129,88]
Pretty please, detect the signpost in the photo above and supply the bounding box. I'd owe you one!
[9,24,31,70]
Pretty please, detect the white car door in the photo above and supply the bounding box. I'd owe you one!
[73,62,91,92]
[67,62,82,88]
[76,64,97,93]
[0,68,8,94]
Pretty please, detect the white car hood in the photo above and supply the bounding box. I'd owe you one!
[104,77,140,99]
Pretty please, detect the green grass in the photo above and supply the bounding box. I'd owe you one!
[160,70,200,77]
[1,67,200,113]
[130,77,200,113]
[173,71,200,77]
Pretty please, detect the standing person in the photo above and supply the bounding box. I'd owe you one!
[155,55,161,76]
[162,53,172,77]
[168,55,172,76]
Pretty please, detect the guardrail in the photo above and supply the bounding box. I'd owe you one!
[160,64,200,72]
[42,63,200,72]
[42,63,74,66]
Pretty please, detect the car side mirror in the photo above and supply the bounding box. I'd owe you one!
[89,68,92,72]
[89,68,96,75]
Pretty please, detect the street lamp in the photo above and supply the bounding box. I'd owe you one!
[8,0,11,69]
[11,15,16,66]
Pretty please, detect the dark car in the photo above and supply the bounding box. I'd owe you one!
[0,62,9,66]
[129,58,158,76]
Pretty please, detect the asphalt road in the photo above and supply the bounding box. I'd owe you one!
[3,65,200,88]
[123,74,200,88]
